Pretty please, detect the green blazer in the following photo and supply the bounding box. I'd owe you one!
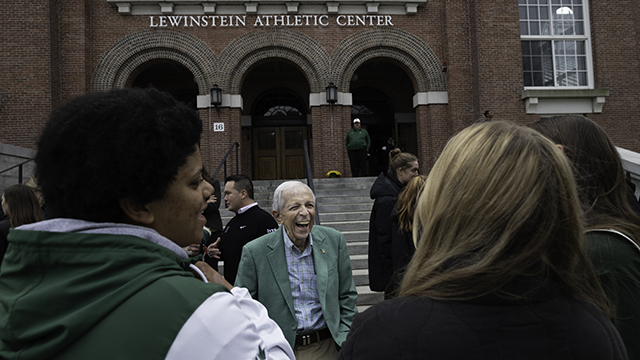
[235,225,358,348]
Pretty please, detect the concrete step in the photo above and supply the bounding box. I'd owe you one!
[342,230,369,242]
[318,203,373,213]
[347,241,368,256]
[350,254,368,270]
[352,268,369,286]
[315,195,372,205]
[320,211,370,222]
[355,285,384,306]
[321,220,369,232]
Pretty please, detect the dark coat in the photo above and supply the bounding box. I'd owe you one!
[338,278,628,360]
[387,208,416,296]
[368,171,403,292]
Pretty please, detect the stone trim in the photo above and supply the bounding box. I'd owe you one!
[521,89,609,114]
[412,92,448,107]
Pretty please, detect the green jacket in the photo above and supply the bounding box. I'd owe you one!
[585,230,640,360]
[235,225,358,348]
[0,227,230,360]
[345,128,370,151]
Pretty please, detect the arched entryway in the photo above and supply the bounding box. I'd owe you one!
[350,60,417,176]
[130,60,199,109]
[241,60,311,180]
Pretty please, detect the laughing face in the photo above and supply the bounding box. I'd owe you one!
[273,185,315,250]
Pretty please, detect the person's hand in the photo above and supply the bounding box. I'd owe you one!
[207,194,217,204]
[206,237,221,259]
[184,243,202,257]
[192,261,233,290]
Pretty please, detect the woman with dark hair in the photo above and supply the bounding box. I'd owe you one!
[368,148,419,297]
[530,115,640,359]
[387,175,427,297]
[0,184,44,264]
[339,121,626,360]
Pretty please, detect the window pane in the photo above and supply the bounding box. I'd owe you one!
[574,21,584,35]
[530,22,540,35]
[258,132,277,150]
[577,57,586,70]
[578,72,587,86]
[574,6,583,19]
[521,21,529,35]
[576,41,585,54]
[522,41,531,55]
[523,56,532,71]
[529,6,539,19]
[519,6,528,20]
[533,72,544,86]
[532,56,542,70]
[284,131,303,150]
[540,20,551,35]
[540,6,549,20]
[519,0,527,4]
[531,41,542,55]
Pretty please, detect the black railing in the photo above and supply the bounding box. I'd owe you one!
[303,139,320,225]
[0,158,34,184]
[211,142,239,180]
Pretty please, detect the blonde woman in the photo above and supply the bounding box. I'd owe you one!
[387,175,427,297]
[339,121,625,360]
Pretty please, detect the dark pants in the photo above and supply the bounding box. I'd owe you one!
[348,149,368,177]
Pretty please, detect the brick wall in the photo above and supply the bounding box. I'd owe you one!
[2,0,639,177]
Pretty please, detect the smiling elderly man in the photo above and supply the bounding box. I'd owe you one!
[235,180,358,359]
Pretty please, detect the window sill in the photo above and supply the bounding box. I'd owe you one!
[521,89,609,115]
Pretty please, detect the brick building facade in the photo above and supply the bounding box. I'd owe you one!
[1,0,639,181]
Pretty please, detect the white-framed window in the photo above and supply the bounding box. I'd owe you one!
[519,0,592,88]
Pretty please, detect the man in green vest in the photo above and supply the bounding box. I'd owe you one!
[0,88,294,360]
[345,118,371,177]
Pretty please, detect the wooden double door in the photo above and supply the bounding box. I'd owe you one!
[253,126,308,180]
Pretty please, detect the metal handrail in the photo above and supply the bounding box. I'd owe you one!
[211,142,239,180]
[303,139,320,225]
[0,158,34,184]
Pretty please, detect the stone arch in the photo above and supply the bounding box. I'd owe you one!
[92,29,217,94]
[217,28,330,94]
[331,28,446,92]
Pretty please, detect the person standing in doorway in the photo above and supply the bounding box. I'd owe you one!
[345,118,371,177]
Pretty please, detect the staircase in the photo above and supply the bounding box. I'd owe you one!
[219,176,384,312]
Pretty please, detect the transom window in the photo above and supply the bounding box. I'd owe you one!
[519,0,592,88]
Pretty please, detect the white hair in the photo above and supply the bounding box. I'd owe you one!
[272,181,316,212]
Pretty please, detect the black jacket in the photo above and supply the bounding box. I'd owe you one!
[388,208,416,296]
[219,205,278,284]
[339,278,628,360]
[368,171,403,292]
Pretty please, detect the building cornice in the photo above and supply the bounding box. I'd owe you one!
[108,0,424,15]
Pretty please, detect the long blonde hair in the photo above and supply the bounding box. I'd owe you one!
[399,121,607,311]
[396,175,427,233]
